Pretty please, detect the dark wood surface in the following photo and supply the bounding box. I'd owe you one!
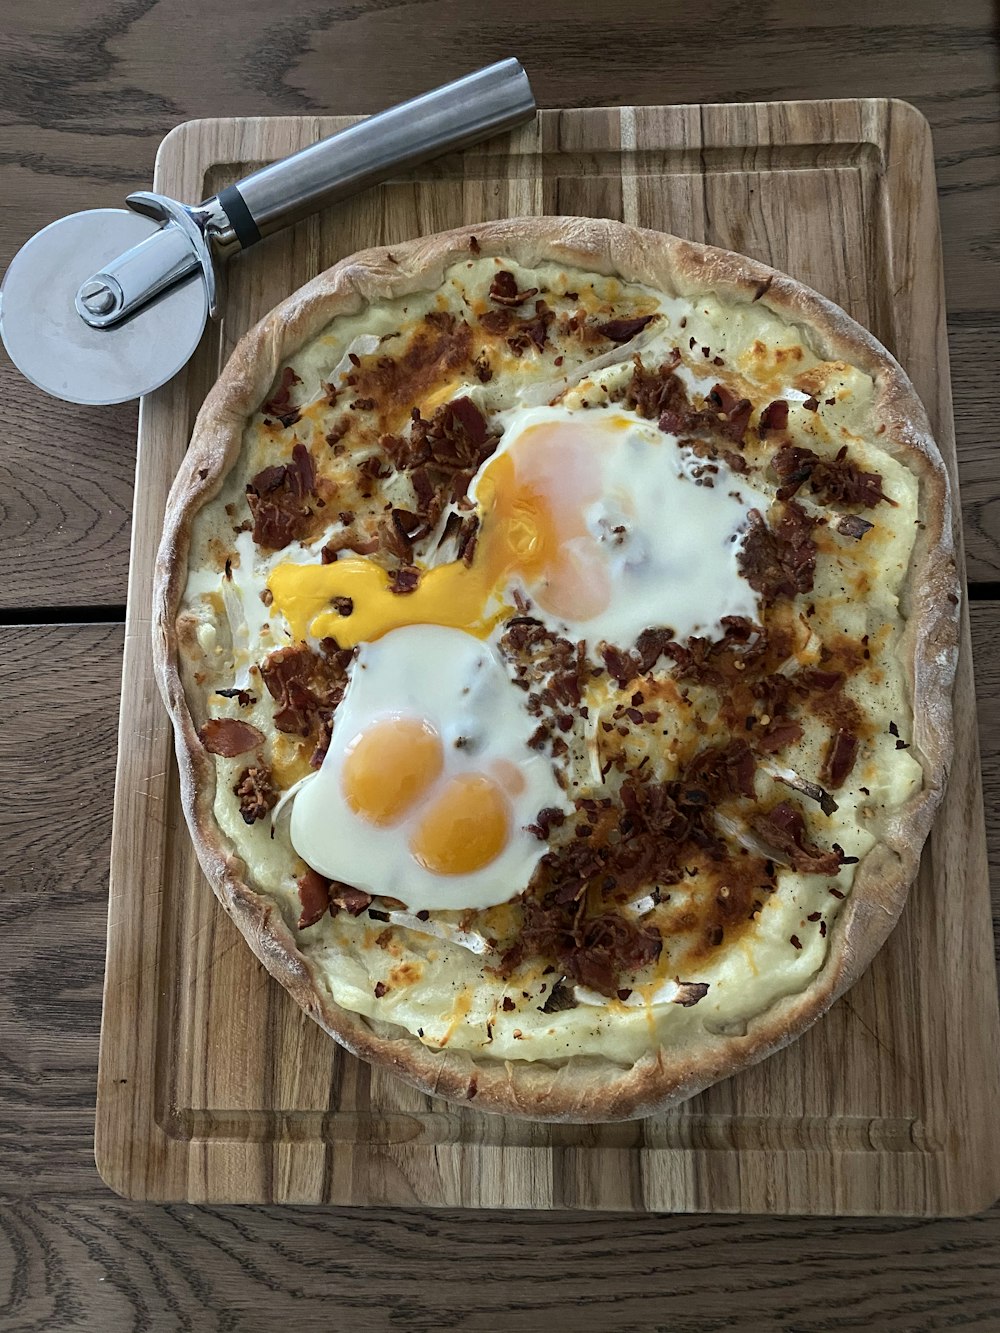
[2,0,1000,1326]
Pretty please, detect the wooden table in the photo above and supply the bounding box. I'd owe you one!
[2,1,999,1326]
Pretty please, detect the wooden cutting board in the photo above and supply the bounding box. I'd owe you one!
[95,100,1000,1214]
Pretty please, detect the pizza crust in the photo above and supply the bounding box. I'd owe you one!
[153,217,959,1120]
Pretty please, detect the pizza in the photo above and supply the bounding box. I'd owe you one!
[153,217,959,1120]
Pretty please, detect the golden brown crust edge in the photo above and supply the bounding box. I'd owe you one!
[152,216,960,1122]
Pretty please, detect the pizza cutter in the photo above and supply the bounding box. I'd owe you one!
[0,59,535,406]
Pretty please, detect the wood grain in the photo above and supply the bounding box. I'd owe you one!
[90,101,1000,1214]
[3,616,1000,1324]
[1,0,999,608]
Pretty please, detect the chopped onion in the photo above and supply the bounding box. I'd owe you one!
[623,892,657,917]
[382,909,490,955]
[714,810,776,860]
[514,330,662,408]
[325,334,382,389]
[760,760,838,815]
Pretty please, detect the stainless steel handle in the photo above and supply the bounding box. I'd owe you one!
[211,59,534,251]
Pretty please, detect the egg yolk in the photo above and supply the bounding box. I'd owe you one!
[410,773,510,874]
[266,418,622,646]
[342,718,443,826]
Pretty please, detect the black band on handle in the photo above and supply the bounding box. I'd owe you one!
[217,184,262,250]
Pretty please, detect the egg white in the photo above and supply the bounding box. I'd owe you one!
[289,625,571,911]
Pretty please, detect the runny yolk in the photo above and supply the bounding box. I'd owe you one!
[342,717,443,826]
[409,773,510,875]
[265,419,620,646]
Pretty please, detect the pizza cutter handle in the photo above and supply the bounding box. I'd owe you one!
[201,59,535,255]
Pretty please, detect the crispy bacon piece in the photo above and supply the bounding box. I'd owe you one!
[600,643,641,688]
[527,807,567,840]
[821,729,860,789]
[297,867,331,928]
[685,739,757,800]
[234,765,278,824]
[634,627,675,673]
[261,367,301,427]
[489,269,539,307]
[503,901,661,997]
[737,502,819,604]
[260,642,352,740]
[595,314,655,342]
[706,383,753,444]
[750,801,843,875]
[758,399,789,437]
[246,442,316,550]
[756,718,804,754]
[507,301,555,356]
[198,718,265,757]
[674,981,710,1007]
[388,564,420,594]
[330,884,373,916]
[837,514,875,540]
[772,443,891,507]
[623,355,686,420]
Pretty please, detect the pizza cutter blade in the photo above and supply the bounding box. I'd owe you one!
[0,59,535,406]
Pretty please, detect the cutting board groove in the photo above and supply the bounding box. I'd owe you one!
[96,100,1000,1213]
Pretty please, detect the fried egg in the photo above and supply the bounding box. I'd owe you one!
[289,625,570,912]
[267,404,769,654]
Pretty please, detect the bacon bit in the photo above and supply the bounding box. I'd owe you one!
[198,718,265,757]
[527,807,567,840]
[379,507,428,562]
[233,765,278,824]
[502,996,515,1011]
[332,885,373,916]
[837,513,875,540]
[820,920,827,937]
[215,687,255,707]
[489,269,538,307]
[674,981,710,1007]
[822,729,859,788]
[635,626,675,672]
[388,564,420,595]
[321,381,338,406]
[707,383,753,443]
[473,349,493,382]
[331,596,353,616]
[790,934,803,949]
[751,801,843,875]
[737,502,819,604]
[807,911,822,922]
[503,904,661,998]
[803,396,819,411]
[457,514,479,566]
[297,867,331,928]
[261,367,302,427]
[595,314,656,341]
[686,738,757,799]
[246,442,316,550]
[479,307,512,335]
[506,300,555,356]
[758,399,789,437]
[339,510,355,525]
[326,419,350,448]
[601,643,641,688]
[374,981,388,998]
[773,443,893,507]
[756,717,804,754]
[260,642,351,741]
[351,396,377,412]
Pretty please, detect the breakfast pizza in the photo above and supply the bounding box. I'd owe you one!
[153,217,958,1120]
